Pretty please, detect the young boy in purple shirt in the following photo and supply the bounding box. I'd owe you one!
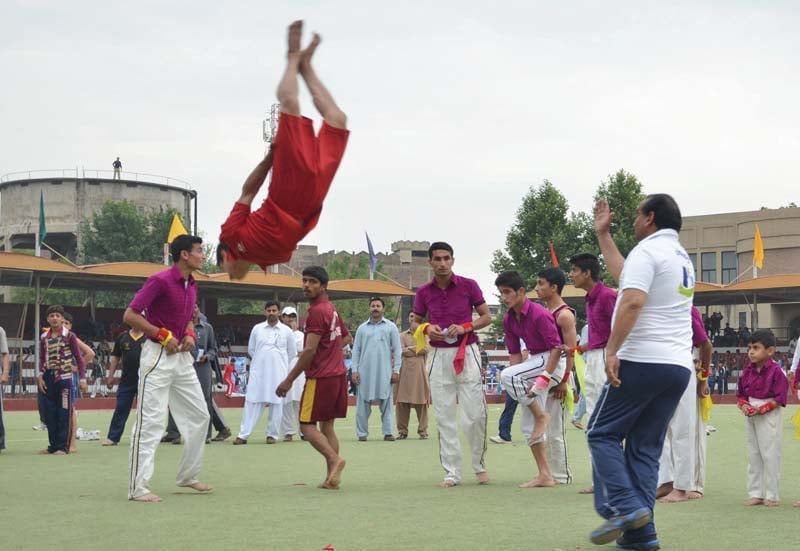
[37,305,87,455]
[496,271,565,488]
[736,329,788,507]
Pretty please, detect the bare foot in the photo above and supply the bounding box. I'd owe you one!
[287,20,303,55]
[659,489,690,503]
[476,471,490,485]
[37,449,51,455]
[68,448,78,454]
[687,491,704,500]
[52,450,67,455]
[326,457,346,489]
[133,492,162,503]
[744,498,764,506]
[765,500,779,507]
[300,32,321,69]
[181,481,213,493]
[519,476,556,488]
[529,411,551,443]
[578,486,594,494]
[656,482,673,498]
[439,480,457,488]
[792,500,800,508]
[318,480,340,490]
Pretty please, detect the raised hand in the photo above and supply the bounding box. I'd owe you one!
[594,199,614,235]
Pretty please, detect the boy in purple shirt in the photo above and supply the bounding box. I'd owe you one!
[736,329,788,507]
[496,271,565,488]
[123,234,212,502]
[37,305,87,455]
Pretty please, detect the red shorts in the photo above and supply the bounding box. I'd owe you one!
[219,112,349,270]
[299,373,348,424]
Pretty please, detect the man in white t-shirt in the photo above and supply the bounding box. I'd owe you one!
[586,195,693,550]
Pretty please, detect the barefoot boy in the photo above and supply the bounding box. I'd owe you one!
[496,271,565,488]
[217,20,349,279]
[736,329,788,507]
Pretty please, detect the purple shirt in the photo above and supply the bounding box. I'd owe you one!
[413,273,485,348]
[691,307,710,348]
[736,358,789,406]
[585,281,616,350]
[129,264,197,340]
[40,327,86,379]
[504,299,562,355]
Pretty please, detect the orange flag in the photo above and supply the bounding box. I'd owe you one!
[549,242,559,267]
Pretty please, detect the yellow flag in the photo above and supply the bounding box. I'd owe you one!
[413,323,430,353]
[753,224,764,270]
[167,213,189,244]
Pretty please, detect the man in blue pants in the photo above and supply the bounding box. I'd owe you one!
[102,325,144,445]
[587,195,693,550]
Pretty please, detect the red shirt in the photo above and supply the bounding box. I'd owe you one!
[304,294,349,378]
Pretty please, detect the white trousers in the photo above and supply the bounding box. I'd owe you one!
[280,399,300,437]
[582,348,606,479]
[238,400,283,440]
[745,398,782,502]
[693,398,708,494]
[546,363,572,484]
[429,344,487,484]
[128,341,210,499]
[499,351,565,445]
[658,371,698,491]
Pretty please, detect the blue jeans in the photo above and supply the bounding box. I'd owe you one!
[498,392,518,441]
[587,360,689,543]
[106,383,138,443]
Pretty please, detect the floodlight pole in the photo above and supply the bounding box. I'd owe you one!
[262,103,281,274]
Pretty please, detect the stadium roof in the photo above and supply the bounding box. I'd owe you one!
[0,252,415,301]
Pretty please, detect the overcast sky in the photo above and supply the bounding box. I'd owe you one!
[2,1,798,301]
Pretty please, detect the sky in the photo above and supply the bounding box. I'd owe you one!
[2,1,799,301]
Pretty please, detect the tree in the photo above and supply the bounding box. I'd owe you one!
[325,252,398,332]
[80,200,180,264]
[592,169,645,258]
[491,180,594,286]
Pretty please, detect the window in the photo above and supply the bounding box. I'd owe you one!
[688,253,697,277]
[721,251,737,284]
[701,252,717,283]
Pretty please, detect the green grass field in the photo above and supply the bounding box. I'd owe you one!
[1,404,798,551]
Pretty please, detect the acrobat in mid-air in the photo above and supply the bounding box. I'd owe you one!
[218,20,349,279]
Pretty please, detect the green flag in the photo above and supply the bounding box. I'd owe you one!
[38,191,47,243]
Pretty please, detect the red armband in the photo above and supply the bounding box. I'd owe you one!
[737,398,749,408]
[461,322,474,333]
[757,402,777,414]
[156,328,174,346]
[184,329,197,340]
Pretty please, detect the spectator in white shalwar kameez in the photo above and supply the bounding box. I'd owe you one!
[351,297,402,441]
[280,306,306,441]
[233,301,296,445]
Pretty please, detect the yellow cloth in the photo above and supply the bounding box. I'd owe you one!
[699,394,713,422]
[564,376,575,413]
[792,408,800,441]
[167,213,189,244]
[574,351,586,391]
[753,224,764,270]
[413,323,430,353]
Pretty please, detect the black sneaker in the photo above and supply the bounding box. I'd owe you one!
[616,535,660,550]
[384,434,396,441]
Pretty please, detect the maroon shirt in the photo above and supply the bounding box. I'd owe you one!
[584,281,617,350]
[504,299,562,355]
[129,264,197,340]
[691,307,710,348]
[736,358,789,407]
[304,294,349,378]
[413,274,485,348]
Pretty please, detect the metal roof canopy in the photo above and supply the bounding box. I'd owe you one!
[529,277,800,310]
[0,252,415,302]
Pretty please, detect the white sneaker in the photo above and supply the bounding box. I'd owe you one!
[489,435,510,444]
[32,423,46,431]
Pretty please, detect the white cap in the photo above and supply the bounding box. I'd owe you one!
[281,306,297,316]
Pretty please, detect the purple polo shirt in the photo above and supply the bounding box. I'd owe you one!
[585,281,616,350]
[129,264,197,340]
[691,307,710,348]
[736,358,789,407]
[413,273,485,348]
[504,299,562,355]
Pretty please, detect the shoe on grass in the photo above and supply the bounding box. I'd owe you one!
[590,508,652,545]
[211,427,232,441]
[233,437,247,445]
[489,435,510,444]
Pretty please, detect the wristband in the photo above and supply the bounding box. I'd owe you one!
[156,328,174,346]
[757,402,776,414]
[185,329,197,340]
[737,398,750,408]
[567,346,582,357]
[460,322,474,333]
